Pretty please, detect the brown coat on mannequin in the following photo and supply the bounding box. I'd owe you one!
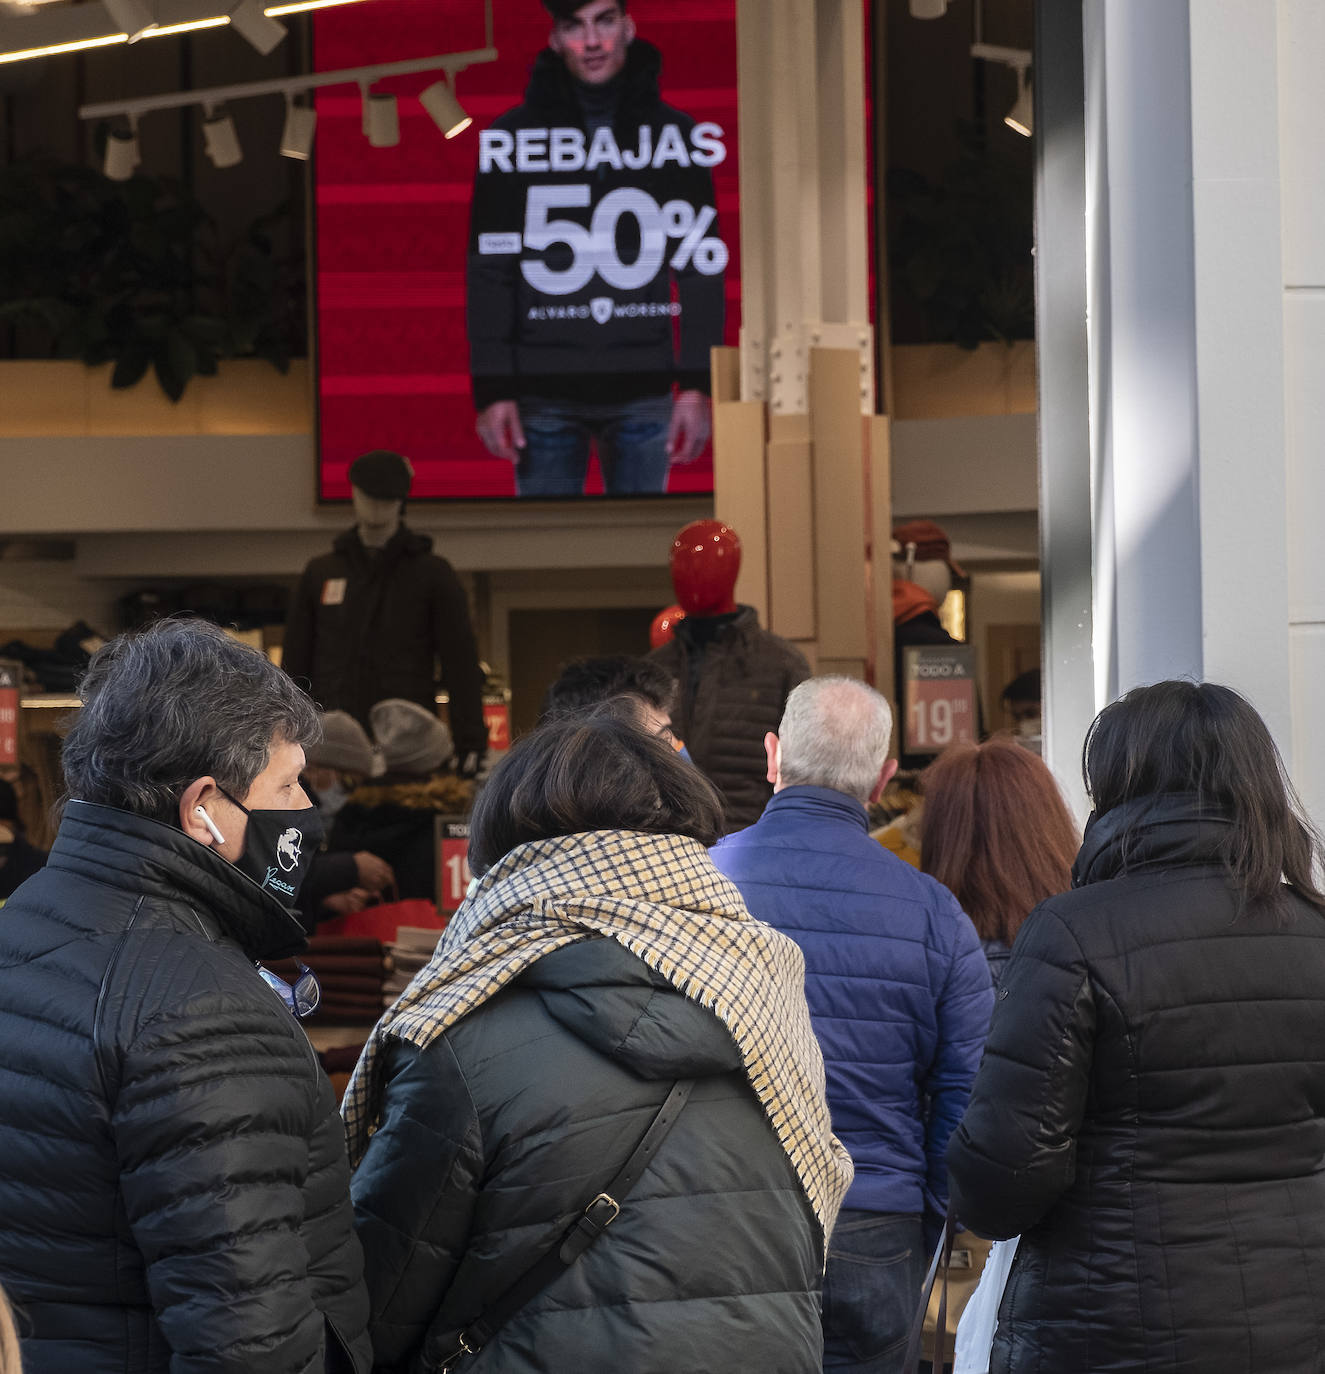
[648,521,809,832]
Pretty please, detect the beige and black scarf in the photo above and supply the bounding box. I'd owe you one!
[341,828,853,1236]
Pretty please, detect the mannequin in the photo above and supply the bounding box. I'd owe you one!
[648,519,809,832]
[649,603,687,650]
[283,450,488,776]
[891,518,967,768]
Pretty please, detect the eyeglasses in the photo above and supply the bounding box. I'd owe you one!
[257,960,322,1018]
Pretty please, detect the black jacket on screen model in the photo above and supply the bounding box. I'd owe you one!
[0,800,372,1374]
[947,793,1325,1373]
[283,525,487,759]
[351,937,823,1373]
[467,41,724,408]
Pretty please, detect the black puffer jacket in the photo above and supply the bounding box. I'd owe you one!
[351,938,823,1373]
[283,526,487,758]
[0,801,372,1374]
[947,794,1325,1373]
[649,606,809,832]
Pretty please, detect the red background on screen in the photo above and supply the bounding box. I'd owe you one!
[313,0,740,501]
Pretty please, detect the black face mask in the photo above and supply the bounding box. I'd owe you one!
[219,789,324,908]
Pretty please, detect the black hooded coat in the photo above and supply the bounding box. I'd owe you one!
[947,794,1325,1373]
[350,937,823,1373]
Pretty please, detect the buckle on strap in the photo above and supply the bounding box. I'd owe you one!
[559,1192,622,1263]
[585,1193,620,1227]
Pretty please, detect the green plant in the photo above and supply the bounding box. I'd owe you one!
[887,123,1034,348]
[0,157,305,401]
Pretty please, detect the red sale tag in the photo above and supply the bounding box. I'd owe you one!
[0,660,20,768]
[902,646,978,755]
[483,701,511,752]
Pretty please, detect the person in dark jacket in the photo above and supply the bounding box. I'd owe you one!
[0,776,45,902]
[283,450,488,772]
[710,676,993,1373]
[468,0,725,495]
[0,619,371,1374]
[947,680,1325,1374]
[345,704,852,1373]
[918,736,1079,987]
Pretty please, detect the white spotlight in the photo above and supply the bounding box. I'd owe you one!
[1005,69,1032,137]
[228,0,286,55]
[102,0,156,42]
[909,0,949,17]
[419,77,471,140]
[363,89,400,148]
[104,117,140,180]
[202,105,242,169]
[280,95,316,159]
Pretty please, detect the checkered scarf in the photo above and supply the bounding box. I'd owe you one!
[341,828,853,1236]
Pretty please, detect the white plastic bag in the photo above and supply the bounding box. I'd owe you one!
[952,1235,1019,1374]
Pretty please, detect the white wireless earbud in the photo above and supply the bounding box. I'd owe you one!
[194,806,227,846]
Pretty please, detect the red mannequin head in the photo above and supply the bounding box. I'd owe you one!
[670,519,741,617]
[649,604,688,649]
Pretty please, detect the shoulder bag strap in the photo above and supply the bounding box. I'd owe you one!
[440,1077,696,1371]
[903,1211,956,1374]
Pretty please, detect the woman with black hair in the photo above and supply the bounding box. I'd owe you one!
[947,680,1325,1373]
[345,702,850,1373]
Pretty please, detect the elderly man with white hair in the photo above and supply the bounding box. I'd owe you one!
[711,675,993,1374]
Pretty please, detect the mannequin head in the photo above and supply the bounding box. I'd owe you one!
[891,518,960,611]
[649,603,687,649]
[349,450,414,548]
[670,519,741,618]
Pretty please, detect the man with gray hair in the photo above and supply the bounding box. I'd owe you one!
[711,675,992,1373]
[0,618,371,1374]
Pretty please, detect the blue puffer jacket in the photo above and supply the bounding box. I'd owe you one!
[711,786,993,1219]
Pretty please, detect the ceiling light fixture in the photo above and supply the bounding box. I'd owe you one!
[0,0,376,64]
[362,86,399,147]
[149,15,229,35]
[280,92,315,159]
[970,43,1032,138]
[227,0,284,54]
[908,0,949,16]
[102,0,156,42]
[104,116,140,179]
[1004,67,1032,137]
[419,76,470,139]
[0,32,126,64]
[202,103,242,167]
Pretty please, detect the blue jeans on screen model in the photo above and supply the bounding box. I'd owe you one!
[822,1210,927,1373]
[515,393,672,497]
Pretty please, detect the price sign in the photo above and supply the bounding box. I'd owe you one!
[0,660,20,769]
[483,701,511,753]
[902,646,977,755]
[435,817,472,916]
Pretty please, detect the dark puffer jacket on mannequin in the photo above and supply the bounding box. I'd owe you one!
[649,606,809,832]
[0,800,372,1374]
[351,938,823,1373]
[282,525,487,759]
[947,794,1325,1373]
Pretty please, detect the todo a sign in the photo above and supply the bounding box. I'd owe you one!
[902,646,977,755]
[0,660,20,769]
[434,817,473,916]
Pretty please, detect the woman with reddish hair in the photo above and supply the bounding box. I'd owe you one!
[919,736,1079,984]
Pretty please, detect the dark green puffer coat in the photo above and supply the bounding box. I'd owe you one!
[351,938,823,1373]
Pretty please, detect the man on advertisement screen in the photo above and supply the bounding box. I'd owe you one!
[467,0,727,497]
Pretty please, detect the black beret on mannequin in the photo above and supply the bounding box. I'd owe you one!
[349,450,414,500]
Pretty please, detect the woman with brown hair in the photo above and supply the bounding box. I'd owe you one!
[345,702,850,1373]
[919,736,1079,984]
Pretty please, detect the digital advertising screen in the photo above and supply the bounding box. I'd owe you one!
[313,0,740,501]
